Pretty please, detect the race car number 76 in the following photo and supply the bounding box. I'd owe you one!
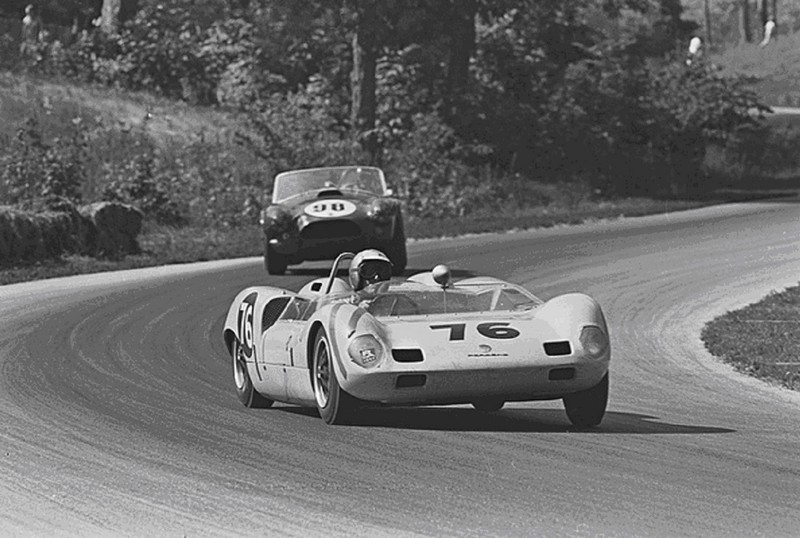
[430,322,520,341]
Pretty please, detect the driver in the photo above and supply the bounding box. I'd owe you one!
[349,249,393,292]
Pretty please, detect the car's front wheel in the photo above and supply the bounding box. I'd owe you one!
[312,331,356,425]
[232,339,274,408]
[385,217,407,276]
[264,239,287,275]
[563,373,608,427]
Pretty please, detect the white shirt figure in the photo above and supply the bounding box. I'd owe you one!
[686,36,703,65]
[760,20,776,47]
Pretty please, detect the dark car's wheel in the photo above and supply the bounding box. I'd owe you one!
[312,331,356,425]
[264,239,287,275]
[232,339,274,408]
[563,373,608,427]
[472,398,505,412]
[385,217,407,276]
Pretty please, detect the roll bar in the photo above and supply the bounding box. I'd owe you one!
[325,252,355,294]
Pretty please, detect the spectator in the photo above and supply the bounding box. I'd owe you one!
[19,4,42,61]
[760,20,776,47]
[686,36,703,66]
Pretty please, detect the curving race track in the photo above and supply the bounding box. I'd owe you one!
[1,200,799,536]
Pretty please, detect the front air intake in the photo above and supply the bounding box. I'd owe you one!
[549,367,576,381]
[396,374,426,388]
[544,341,572,356]
[392,349,424,363]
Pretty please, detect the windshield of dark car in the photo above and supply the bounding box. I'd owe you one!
[362,281,539,317]
[272,166,386,203]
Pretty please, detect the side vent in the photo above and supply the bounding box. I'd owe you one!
[262,296,291,332]
[392,349,424,363]
[543,341,572,356]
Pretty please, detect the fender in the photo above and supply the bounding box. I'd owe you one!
[534,293,609,339]
[222,286,295,355]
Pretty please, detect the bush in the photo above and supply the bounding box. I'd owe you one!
[239,86,366,174]
[0,114,87,209]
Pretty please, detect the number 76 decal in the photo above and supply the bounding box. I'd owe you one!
[430,322,520,341]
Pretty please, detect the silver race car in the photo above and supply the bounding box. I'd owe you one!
[223,250,610,426]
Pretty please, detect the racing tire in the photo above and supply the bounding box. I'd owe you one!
[472,398,505,412]
[385,217,407,276]
[264,240,287,275]
[563,373,608,427]
[312,330,356,425]
[232,339,274,408]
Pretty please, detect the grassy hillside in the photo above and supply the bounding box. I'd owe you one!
[0,67,796,285]
[711,29,800,106]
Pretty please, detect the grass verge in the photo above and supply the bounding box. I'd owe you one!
[702,285,800,392]
[0,193,775,286]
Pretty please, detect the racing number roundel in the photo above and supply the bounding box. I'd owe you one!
[237,293,258,359]
[304,200,357,218]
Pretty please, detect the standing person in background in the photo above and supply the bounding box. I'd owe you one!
[19,4,42,62]
[686,36,703,66]
[760,19,776,47]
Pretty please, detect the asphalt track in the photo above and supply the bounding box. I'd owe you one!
[1,200,799,536]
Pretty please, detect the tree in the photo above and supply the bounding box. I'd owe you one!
[739,0,752,43]
[443,0,477,124]
[349,0,379,163]
[100,0,121,33]
[100,0,139,33]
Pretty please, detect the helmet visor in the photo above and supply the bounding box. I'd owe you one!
[359,260,392,283]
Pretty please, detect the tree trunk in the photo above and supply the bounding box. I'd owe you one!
[100,0,139,35]
[703,0,713,46]
[350,0,378,164]
[739,0,752,43]
[100,0,121,34]
[444,0,477,125]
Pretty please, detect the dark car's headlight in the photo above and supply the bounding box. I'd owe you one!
[262,205,294,235]
[367,198,398,223]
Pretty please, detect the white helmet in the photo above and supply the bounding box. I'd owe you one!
[349,249,392,291]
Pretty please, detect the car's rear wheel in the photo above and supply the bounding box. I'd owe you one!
[264,239,287,275]
[472,398,505,412]
[563,373,608,427]
[385,217,407,276]
[312,331,355,425]
[232,339,273,408]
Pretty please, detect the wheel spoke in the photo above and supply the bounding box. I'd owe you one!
[233,342,247,390]
[314,341,331,407]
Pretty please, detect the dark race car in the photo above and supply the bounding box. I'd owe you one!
[260,166,407,275]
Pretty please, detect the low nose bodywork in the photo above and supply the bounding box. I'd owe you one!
[333,293,610,406]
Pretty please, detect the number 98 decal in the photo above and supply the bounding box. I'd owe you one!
[237,293,258,358]
[430,322,521,341]
[304,199,357,218]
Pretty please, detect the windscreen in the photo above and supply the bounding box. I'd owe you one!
[272,166,386,203]
[362,282,540,317]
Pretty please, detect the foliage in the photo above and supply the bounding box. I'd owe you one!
[0,115,87,209]
[239,86,366,174]
[3,0,778,217]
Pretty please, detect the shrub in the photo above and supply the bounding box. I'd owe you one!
[239,86,366,174]
[102,151,185,226]
[0,114,87,209]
